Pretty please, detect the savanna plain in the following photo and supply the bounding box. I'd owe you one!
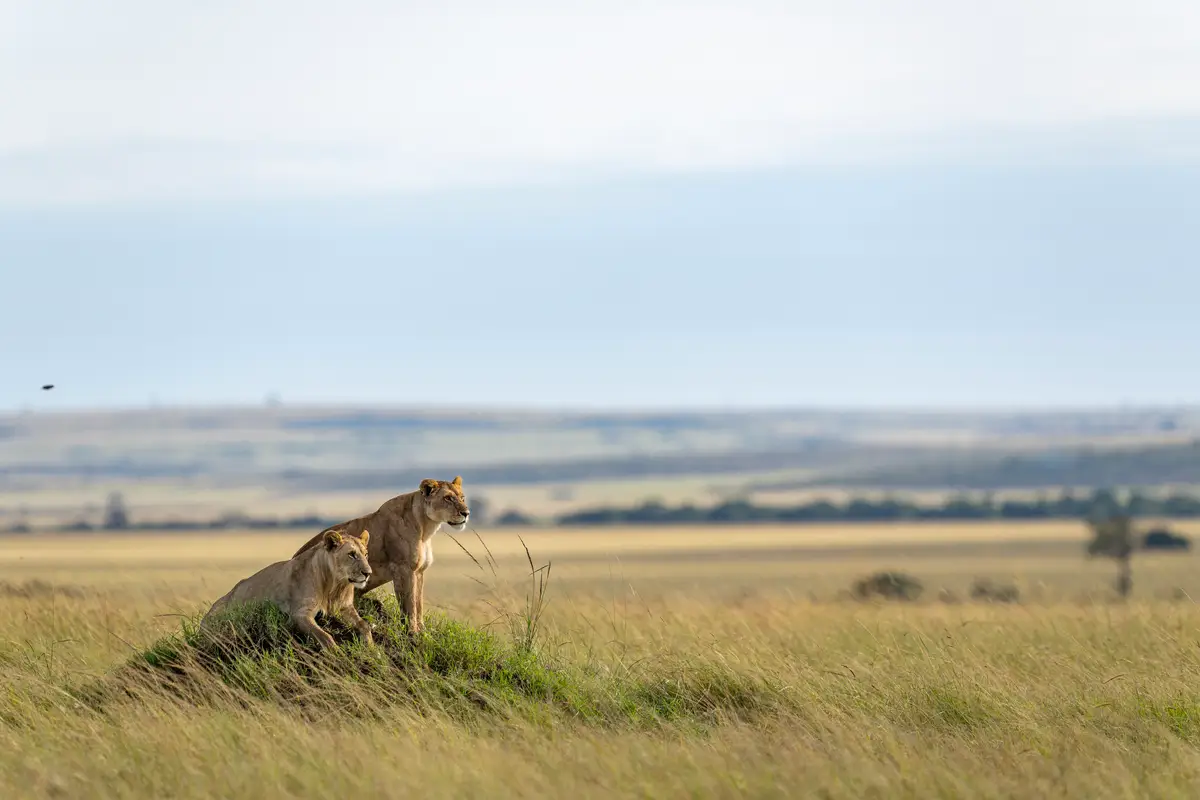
[3,521,1200,799]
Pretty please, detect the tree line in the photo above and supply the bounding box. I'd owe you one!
[549,487,1200,526]
[10,486,1200,534]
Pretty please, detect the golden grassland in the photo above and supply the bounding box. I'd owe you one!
[3,521,1200,798]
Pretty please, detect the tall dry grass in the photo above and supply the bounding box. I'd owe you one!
[1,525,1199,798]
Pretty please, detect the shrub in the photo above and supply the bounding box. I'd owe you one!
[1143,528,1191,552]
[852,571,923,601]
[969,578,1020,603]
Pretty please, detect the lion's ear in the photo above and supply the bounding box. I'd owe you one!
[322,529,344,550]
[420,479,438,497]
[451,475,462,488]
[358,530,370,547]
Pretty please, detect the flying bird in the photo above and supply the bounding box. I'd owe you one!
[41,384,54,391]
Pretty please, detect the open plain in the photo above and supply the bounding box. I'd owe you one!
[2,520,1200,798]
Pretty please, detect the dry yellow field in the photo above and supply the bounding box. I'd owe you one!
[2,521,1200,798]
[3,519,1197,602]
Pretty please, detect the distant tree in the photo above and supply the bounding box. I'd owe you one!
[1125,489,1154,517]
[1086,513,1135,598]
[495,509,535,527]
[14,504,30,533]
[466,495,491,526]
[103,492,130,530]
[1162,492,1200,517]
[1087,488,1123,519]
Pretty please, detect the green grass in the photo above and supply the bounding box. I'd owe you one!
[84,595,784,732]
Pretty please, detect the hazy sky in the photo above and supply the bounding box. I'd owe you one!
[2,1,1199,411]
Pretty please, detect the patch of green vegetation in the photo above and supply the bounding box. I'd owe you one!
[624,662,783,724]
[841,684,1007,734]
[918,686,997,730]
[1136,697,1200,743]
[82,595,785,730]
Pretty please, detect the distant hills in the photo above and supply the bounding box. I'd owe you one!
[2,404,1197,493]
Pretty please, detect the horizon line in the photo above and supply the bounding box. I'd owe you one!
[4,399,1197,418]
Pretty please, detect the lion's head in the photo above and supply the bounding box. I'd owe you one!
[418,475,470,532]
[321,528,372,588]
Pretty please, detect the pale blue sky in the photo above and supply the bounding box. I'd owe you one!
[2,1,1198,411]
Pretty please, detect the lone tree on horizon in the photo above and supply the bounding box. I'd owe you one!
[103,492,130,530]
[1086,512,1135,599]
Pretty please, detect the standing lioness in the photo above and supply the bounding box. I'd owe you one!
[292,476,470,634]
[203,528,375,651]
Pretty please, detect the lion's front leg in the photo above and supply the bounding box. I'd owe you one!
[292,608,337,651]
[414,540,433,632]
[414,570,425,630]
[337,600,375,646]
[393,570,420,634]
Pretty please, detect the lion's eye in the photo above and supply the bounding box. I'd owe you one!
[350,552,358,559]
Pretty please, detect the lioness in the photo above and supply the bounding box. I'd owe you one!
[202,528,375,651]
[291,476,469,634]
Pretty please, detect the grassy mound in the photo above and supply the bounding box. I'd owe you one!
[83,595,786,729]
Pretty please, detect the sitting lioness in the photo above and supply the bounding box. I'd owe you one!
[202,528,375,651]
[292,476,469,635]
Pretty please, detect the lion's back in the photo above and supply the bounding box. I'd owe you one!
[291,510,377,558]
[205,559,295,621]
[292,494,418,560]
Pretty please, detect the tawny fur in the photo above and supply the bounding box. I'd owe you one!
[291,476,470,634]
[203,528,375,651]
